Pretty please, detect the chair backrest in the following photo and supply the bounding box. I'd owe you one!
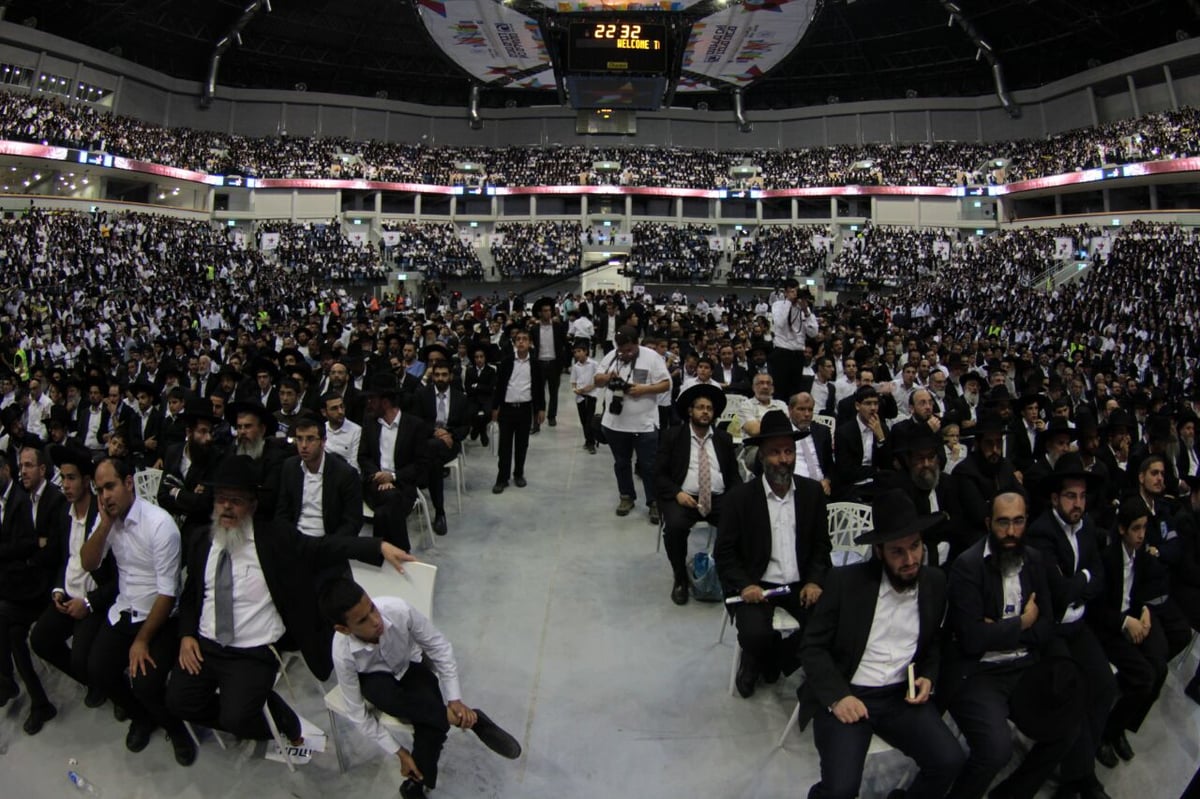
[350,561,438,620]
[134,468,163,506]
[812,414,836,437]
[826,501,872,565]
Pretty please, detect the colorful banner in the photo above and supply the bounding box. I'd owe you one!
[416,0,554,91]
[678,0,819,92]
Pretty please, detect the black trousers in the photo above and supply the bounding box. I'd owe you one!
[1093,610,1169,738]
[810,684,965,799]
[948,662,1076,799]
[660,493,723,586]
[574,396,597,446]
[496,402,532,482]
[425,437,461,515]
[30,601,106,686]
[768,347,806,402]
[1057,620,1118,783]
[358,661,450,789]
[731,581,806,676]
[0,598,51,709]
[367,482,415,551]
[539,361,560,421]
[87,612,184,736]
[165,637,299,741]
[1149,596,1195,659]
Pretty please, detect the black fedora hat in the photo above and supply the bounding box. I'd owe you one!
[972,410,1009,436]
[205,455,261,493]
[226,400,277,435]
[182,396,222,427]
[1038,451,1104,495]
[1009,656,1086,742]
[1073,410,1099,435]
[675,383,727,420]
[361,371,401,398]
[1101,409,1135,435]
[49,444,95,477]
[419,343,451,364]
[1036,417,1078,446]
[855,489,947,545]
[129,379,158,398]
[531,296,556,314]
[892,425,943,456]
[742,409,808,446]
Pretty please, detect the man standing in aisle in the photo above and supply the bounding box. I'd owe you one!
[491,330,544,494]
[769,279,819,402]
[530,297,568,432]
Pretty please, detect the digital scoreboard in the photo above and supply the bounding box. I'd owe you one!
[568,22,668,73]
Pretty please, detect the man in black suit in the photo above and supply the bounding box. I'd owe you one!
[655,384,741,606]
[275,413,363,540]
[71,377,108,453]
[787,392,834,495]
[1026,455,1117,797]
[880,426,962,566]
[1008,394,1046,473]
[464,344,496,446]
[713,343,750,395]
[715,410,831,698]
[158,397,223,545]
[30,446,117,728]
[157,386,189,452]
[359,375,431,551]
[228,400,294,522]
[944,490,1073,799]
[490,330,544,494]
[127,380,163,470]
[800,490,964,799]
[411,359,471,535]
[99,381,135,450]
[165,455,414,742]
[953,411,1022,558]
[529,297,568,430]
[833,385,892,500]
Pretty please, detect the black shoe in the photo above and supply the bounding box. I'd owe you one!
[1079,776,1114,799]
[585,444,596,454]
[126,720,153,753]
[735,659,758,698]
[530,424,540,435]
[113,702,129,722]
[648,503,660,525]
[83,687,106,708]
[170,731,197,767]
[471,709,521,759]
[399,778,427,799]
[671,583,689,606]
[761,660,781,685]
[23,703,56,735]
[1111,732,1134,761]
[0,676,17,707]
[1095,742,1118,769]
[548,418,556,427]
[514,475,527,487]
[492,480,508,494]
[1185,677,1200,706]
[887,791,908,799]
[432,514,448,536]
[1052,781,1081,799]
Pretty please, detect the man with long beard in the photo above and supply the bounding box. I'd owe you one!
[158,398,224,546]
[227,400,293,521]
[164,454,414,747]
[800,489,964,799]
[953,411,1022,557]
[883,426,961,567]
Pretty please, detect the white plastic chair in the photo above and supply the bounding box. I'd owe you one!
[444,451,466,513]
[324,561,439,773]
[361,493,434,550]
[812,413,837,438]
[134,468,163,506]
[827,501,873,566]
[722,605,801,697]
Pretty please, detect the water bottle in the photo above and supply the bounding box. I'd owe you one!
[68,770,100,795]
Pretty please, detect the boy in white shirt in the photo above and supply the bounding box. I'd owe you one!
[570,339,600,453]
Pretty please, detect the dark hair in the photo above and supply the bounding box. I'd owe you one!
[853,385,879,403]
[279,377,301,392]
[1138,453,1166,476]
[318,578,367,626]
[321,390,343,408]
[292,412,326,439]
[1117,496,1150,529]
[96,456,135,481]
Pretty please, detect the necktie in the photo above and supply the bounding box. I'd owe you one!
[697,436,712,518]
[437,393,448,426]
[214,548,235,646]
[824,383,836,416]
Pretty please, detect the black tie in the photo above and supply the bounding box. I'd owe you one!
[824,383,836,416]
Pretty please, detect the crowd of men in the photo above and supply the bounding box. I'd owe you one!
[625,222,721,283]
[380,222,484,280]
[728,225,830,285]
[490,221,582,278]
[257,219,389,283]
[5,87,1200,189]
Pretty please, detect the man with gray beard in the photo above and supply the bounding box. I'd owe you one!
[165,455,415,744]
[227,400,293,521]
[884,426,961,567]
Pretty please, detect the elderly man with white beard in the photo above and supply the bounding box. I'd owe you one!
[882,426,961,567]
[165,455,415,745]
[227,400,293,521]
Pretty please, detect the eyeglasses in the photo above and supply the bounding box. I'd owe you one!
[992,516,1026,530]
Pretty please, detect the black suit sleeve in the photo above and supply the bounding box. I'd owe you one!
[330,455,364,538]
[799,479,832,587]
[799,565,854,710]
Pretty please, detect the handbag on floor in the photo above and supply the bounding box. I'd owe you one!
[688,551,723,602]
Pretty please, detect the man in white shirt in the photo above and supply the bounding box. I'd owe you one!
[80,458,194,766]
[800,489,964,799]
[768,279,819,402]
[569,340,600,454]
[321,579,521,799]
[323,391,362,471]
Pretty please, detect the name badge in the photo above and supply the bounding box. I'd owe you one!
[1004,604,1016,615]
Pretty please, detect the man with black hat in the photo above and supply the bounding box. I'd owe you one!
[1023,417,1078,516]
[882,425,961,566]
[464,344,496,447]
[944,490,1075,799]
[1096,409,1135,496]
[227,400,293,521]
[715,410,831,698]
[952,411,1023,558]
[530,297,568,431]
[127,380,163,470]
[159,396,223,543]
[252,358,282,414]
[800,489,964,799]
[1027,454,1118,797]
[166,454,414,746]
[412,360,470,535]
[1009,393,1047,473]
[768,279,818,403]
[359,373,431,550]
[490,329,544,494]
[72,377,108,454]
[655,383,741,606]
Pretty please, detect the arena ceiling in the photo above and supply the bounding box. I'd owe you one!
[3,0,1198,111]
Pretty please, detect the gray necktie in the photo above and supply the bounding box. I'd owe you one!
[214,548,234,646]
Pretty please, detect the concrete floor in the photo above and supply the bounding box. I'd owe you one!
[3,390,1200,798]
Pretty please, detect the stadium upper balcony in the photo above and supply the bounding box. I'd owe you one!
[2,88,1200,200]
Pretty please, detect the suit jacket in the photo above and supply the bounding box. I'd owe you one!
[0,481,42,600]
[528,320,569,369]
[33,494,118,611]
[799,560,946,727]
[945,537,1056,679]
[877,469,962,564]
[1026,510,1106,623]
[158,441,222,530]
[99,402,135,442]
[1007,420,1039,473]
[157,410,187,450]
[358,412,432,493]
[714,363,750,394]
[177,518,386,680]
[275,452,363,539]
[833,416,893,490]
[412,385,472,447]
[128,406,164,458]
[654,424,741,506]
[491,355,546,414]
[30,482,68,549]
[1170,506,1200,591]
[799,423,835,480]
[464,363,497,412]
[951,453,1022,553]
[1088,539,1161,638]
[714,475,831,596]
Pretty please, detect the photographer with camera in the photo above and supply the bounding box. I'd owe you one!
[769,278,819,402]
[594,326,671,523]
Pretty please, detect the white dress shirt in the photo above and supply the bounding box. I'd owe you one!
[60,503,100,599]
[198,527,285,648]
[857,416,876,469]
[101,497,182,624]
[598,345,671,434]
[850,576,920,687]
[793,427,825,481]
[770,299,818,351]
[1120,544,1135,616]
[505,356,533,403]
[811,379,833,414]
[378,413,400,475]
[680,427,726,496]
[84,405,104,449]
[761,476,800,585]
[326,419,362,472]
[537,325,556,362]
[570,358,600,401]
[298,453,325,537]
[331,596,462,755]
[979,540,1028,663]
[1052,510,1090,624]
